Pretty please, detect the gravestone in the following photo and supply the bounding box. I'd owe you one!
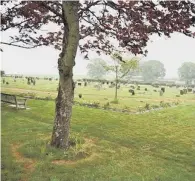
[129,89,135,95]
[161,87,165,93]
[187,88,192,92]
[183,89,187,94]
[79,94,82,98]
[159,90,164,96]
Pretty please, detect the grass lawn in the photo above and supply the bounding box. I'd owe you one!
[1,99,195,181]
[2,77,195,112]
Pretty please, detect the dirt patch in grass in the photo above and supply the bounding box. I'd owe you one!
[52,138,98,166]
[11,144,37,181]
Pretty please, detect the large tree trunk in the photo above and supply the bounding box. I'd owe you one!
[50,1,79,149]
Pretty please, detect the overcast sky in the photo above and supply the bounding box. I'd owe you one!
[1,31,195,79]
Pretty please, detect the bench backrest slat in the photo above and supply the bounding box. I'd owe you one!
[1,93,16,104]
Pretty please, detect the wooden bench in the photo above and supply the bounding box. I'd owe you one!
[1,93,27,109]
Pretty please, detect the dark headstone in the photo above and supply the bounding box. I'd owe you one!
[183,89,187,94]
[129,89,135,95]
[79,94,82,98]
[161,87,165,93]
[187,88,192,92]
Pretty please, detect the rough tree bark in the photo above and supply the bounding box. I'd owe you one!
[50,1,79,149]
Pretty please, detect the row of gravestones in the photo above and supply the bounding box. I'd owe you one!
[129,87,165,96]
[2,79,9,85]
[180,88,195,95]
[43,77,58,81]
[27,77,36,85]
[152,84,195,89]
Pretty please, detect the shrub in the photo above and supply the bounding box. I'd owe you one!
[45,96,53,100]
[160,101,171,108]
[173,101,180,105]
[92,102,100,108]
[103,102,110,109]
[138,106,145,112]
[123,105,129,110]
[160,101,165,107]
[151,105,160,109]
[28,92,36,98]
[111,99,119,104]
[144,103,150,110]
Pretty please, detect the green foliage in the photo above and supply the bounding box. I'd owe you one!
[103,102,110,109]
[106,52,140,79]
[141,60,166,82]
[110,99,119,104]
[19,92,37,98]
[45,95,53,100]
[178,62,195,84]
[87,58,107,79]
[144,103,150,110]
[160,101,172,108]
[92,101,100,108]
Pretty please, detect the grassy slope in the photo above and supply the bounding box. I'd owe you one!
[1,100,195,181]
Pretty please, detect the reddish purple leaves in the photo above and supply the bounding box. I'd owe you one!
[1,0,195,55]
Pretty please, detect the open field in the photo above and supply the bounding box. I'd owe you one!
[1,77,195,181]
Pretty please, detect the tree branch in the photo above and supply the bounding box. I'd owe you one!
[79,0,101,17]
[1,18,32,31]
[40,1,62,17]
[0,41,43,49]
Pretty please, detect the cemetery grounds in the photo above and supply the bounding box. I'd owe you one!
[1,77,195,181]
